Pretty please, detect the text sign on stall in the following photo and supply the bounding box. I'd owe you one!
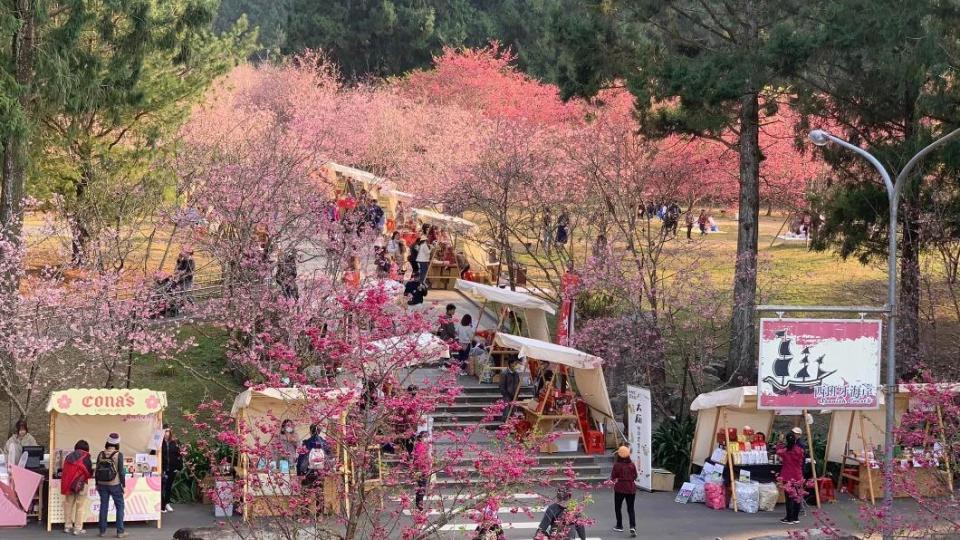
[758,318,882,410]
[47,389,166,416]
[626,385,652,491]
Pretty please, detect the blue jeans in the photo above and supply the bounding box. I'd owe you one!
[417,261,429,283]
[97,484,124,533]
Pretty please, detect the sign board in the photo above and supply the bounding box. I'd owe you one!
[626,385,652,491]
[758,318,882,410]
[47,389,167,416]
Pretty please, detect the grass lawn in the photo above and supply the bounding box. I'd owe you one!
[131,325,242,438]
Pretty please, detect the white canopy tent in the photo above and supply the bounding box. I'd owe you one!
[411,208,477,232]
[689,386,774,467]
[493,333,613,422]
[455,279,555,341]
[365,332,450,369]
[356,279,406,304]
[324,162,395,195]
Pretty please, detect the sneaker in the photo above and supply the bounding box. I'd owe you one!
[613,527,624,532]
[165,503,174,512]
[790,520,800,524]
[779,518,792,524]
[630,529,637,538]
[98,533,108,538]
[64,528,73,534]
[117,533,129,539]
[74,530,87,536]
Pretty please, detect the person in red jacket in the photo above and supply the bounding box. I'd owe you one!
[60,439,94,535]
[610,446,638,537]
[776,428,806,525]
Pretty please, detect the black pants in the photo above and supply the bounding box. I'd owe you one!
[785,494,801,522]
[614,492,636,529]
[415,477,428,510]
[161,472,176,507]
[686,224,693,239]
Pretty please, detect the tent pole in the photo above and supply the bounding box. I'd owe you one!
[722,408,738,512]
[857,412,876,504]
[158,409,163,528]
[936,405,954,493]
[802,410,821,507]
[471,299,488,343]
[822,414,833,478]
[47,411,55,532]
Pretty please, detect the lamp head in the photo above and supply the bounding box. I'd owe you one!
[808,129,831,147]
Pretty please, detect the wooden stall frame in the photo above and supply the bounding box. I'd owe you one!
[800,410,821,508]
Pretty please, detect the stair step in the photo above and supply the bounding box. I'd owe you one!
[433,474,608,486]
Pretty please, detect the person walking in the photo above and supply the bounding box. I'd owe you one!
[412,431,432,511]
[555,212,570,245]
[499,359,521,422]
[61,439,94,535]
[611,446,638,537]
[697,210,709,236]
[684,212,694,240]
[95,433,127,538]
[415,238,432,285]
[535,488,587,540]
[777,428,806,525]
[161,425,183,513]
[456,314,476,368]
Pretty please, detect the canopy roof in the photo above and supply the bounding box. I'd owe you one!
[411,208,477,231]
[494,333,601,369]
[230,386,356,417]
[326,162,394,191]
[455,279,556,315]
[47,388,166,416]
[384,189,415,203]
[366,332,450,366]
[690,386,758,411]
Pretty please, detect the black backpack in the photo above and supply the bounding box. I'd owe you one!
[95,452,118,483]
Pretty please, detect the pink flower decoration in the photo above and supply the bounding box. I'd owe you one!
[145,394,161,410]
[57,394,72,410]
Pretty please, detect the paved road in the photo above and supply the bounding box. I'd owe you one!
[5,490,872,540]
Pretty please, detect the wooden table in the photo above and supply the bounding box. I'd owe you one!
[518,402,579,453]
[842,458,951,500]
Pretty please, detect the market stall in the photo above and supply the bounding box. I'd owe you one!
[322,162,394,200]
[492,333,613,454]
[455,279,555,342]
[364,332,450,372]
[826,384,957,502]
[230,387,357,520]
[410,208,483,289]
[45,388,167,531]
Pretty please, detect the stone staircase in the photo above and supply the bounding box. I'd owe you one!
[407,379,611,484]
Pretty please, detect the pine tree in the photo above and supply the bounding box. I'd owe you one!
[795,0,960,376]
[541,0,810,381]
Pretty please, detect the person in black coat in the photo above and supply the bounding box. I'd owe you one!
[499,359,521,422]
[161,425,183,513]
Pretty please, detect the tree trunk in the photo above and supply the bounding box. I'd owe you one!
[897,198,922,380]
[0,0,36,242]
[726,92,761,382]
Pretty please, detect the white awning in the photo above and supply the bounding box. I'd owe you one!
[411,208,477,231]
[455,279,556,315]
[326,162,395,191]
[366,332,450,366]
[493,333,600,369]
[356,279,406,303]
[384,189,415,203]
[230,386,357,416]
[690,386,758,411]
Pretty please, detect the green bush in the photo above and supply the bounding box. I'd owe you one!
[652,416,695,486]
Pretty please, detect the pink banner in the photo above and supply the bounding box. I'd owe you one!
[758,318,882,410]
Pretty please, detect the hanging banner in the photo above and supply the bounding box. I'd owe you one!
[555,271,580,346]
[758,318,882,410]
[46,389,167,416]
[626,385,652,491]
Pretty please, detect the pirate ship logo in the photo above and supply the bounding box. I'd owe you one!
[761,330,837,395]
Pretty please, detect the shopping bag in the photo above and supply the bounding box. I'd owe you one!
[729,481,760,513]
[690,483,706,504]
[758,482,779,512]
[675,482,695,504]
[704,482,726,510]
[710,447,727,464]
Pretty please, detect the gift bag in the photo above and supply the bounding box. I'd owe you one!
[758,482,779,512]
[674,482,695,504]
[710,447,727,464]
[690,483,706,504]
[704,482,726,510]
[730,481,760,513]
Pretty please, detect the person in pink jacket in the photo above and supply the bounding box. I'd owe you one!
[610,446,638,536]
[776,428,806,525]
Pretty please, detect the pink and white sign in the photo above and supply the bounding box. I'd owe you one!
[758,318,882,410]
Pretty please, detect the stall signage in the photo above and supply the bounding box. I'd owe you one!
[48,389,166,415]
[626,385,652,491]
[758,319,882,410]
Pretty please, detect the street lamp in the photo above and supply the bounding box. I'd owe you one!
[808,127,960,536]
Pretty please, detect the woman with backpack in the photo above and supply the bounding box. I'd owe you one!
[95,433,127,538]
[61,439,94,535]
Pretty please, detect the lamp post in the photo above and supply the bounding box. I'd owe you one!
[808,128,960,536]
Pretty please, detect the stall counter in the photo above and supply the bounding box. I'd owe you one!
[48,476,161,526]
